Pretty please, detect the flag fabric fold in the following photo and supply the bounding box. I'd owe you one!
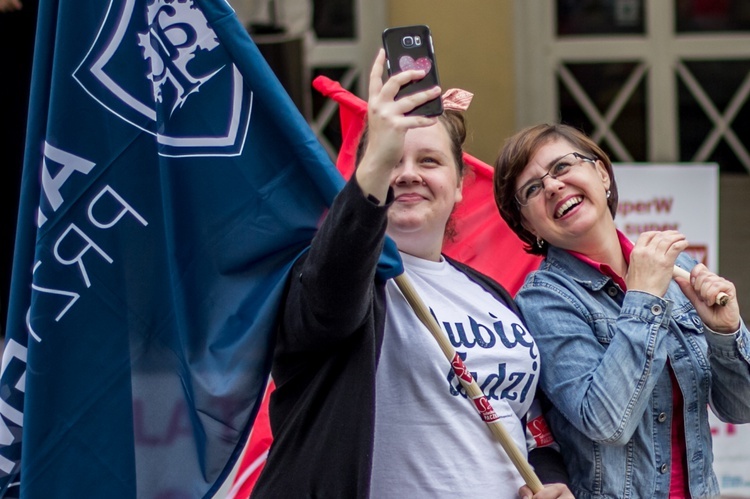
[0,1,403,497]
[229,75,541,497]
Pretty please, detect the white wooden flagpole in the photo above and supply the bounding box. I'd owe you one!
[672,266,729,306]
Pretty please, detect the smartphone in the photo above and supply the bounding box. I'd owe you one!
[382,25,443,117]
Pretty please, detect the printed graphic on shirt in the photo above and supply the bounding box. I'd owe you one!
[380,256,540,421]
[430,306,538,406]
[527,414,555,447]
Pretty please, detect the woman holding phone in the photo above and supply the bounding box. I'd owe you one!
[251,52,573,499]
[493,122,750,498]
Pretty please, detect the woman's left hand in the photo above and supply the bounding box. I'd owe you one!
[675,263,741,333]
[518,483,575,499]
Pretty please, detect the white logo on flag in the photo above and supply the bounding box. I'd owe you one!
[138,0,222,115]
[73,0,253,157]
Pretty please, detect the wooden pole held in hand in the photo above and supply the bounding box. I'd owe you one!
[394,274,544,494]
[672,266,729,306]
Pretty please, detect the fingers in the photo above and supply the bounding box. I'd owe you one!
[635,230,688,256]
[367,49,387,99]
[0,1,16,11]
[379,71,441,121]
[674,264,741,332]
[0,0,22,11]
[627,231,689,297]
[689,264,735,307]
[518,483,575,499]
[675,263,732,307]
[368,50,440,127]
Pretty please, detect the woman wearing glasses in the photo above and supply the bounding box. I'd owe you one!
[492,123,750,499]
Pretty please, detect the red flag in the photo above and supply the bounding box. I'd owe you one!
[229,76,541,496]
[226,380,274,499]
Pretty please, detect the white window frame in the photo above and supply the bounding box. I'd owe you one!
[514,0,750,170]
[307,1,385,158]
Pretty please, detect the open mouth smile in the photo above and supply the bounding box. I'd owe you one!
[555,196,583,219]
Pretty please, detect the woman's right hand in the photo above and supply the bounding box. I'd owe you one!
[354,49,441,203]
[675,263,741,333]
[626,230,688,297]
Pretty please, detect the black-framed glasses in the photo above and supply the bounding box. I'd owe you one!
[515,152,597,206]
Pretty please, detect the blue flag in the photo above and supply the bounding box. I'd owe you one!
[0,0,401,497]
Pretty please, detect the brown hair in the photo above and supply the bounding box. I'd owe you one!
[493,123,619,256]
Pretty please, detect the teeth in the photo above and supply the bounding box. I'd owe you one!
[556,196,582,218]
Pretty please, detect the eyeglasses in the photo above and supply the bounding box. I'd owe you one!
[514,152,597,206]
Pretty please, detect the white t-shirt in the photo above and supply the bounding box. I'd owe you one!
[370,253,540,498]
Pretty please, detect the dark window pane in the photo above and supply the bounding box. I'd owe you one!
[675,0,750,33]
[678,60,750,173]
[313,0,355,39]
[256,37,309,117]
[557,0,645,36]
[559,62,647,161]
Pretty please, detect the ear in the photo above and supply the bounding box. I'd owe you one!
[454,177,464,204]
[596,159,611,191]
[519,213,537,238]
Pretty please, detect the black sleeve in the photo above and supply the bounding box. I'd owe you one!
[528,446,570,485]
[281,178,393,352]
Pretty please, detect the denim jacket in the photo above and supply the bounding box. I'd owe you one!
[515,246,750,499]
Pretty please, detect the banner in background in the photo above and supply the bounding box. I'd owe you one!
[614,163,750,497]
[613,164,718,271]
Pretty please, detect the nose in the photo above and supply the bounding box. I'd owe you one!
[393,161,422,186]
[542,172,566,196]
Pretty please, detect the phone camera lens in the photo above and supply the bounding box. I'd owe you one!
[402,36,414,47]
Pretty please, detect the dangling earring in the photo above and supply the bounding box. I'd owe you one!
[536,237,545,249]
[606,189,611,199]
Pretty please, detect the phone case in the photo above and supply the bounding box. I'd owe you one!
[382,25,443,117]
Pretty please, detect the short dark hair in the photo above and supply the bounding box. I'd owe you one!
[493,123,619,256]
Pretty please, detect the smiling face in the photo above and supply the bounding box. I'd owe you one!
[386,123,463,259]
[515,138,612,252]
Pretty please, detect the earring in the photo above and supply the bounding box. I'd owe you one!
[536,237,545,249]
[606,189,611,199]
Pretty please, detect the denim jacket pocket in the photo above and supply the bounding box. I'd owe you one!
[671,305,712,374]
[673,304,704,336]
[592,315,617,345]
